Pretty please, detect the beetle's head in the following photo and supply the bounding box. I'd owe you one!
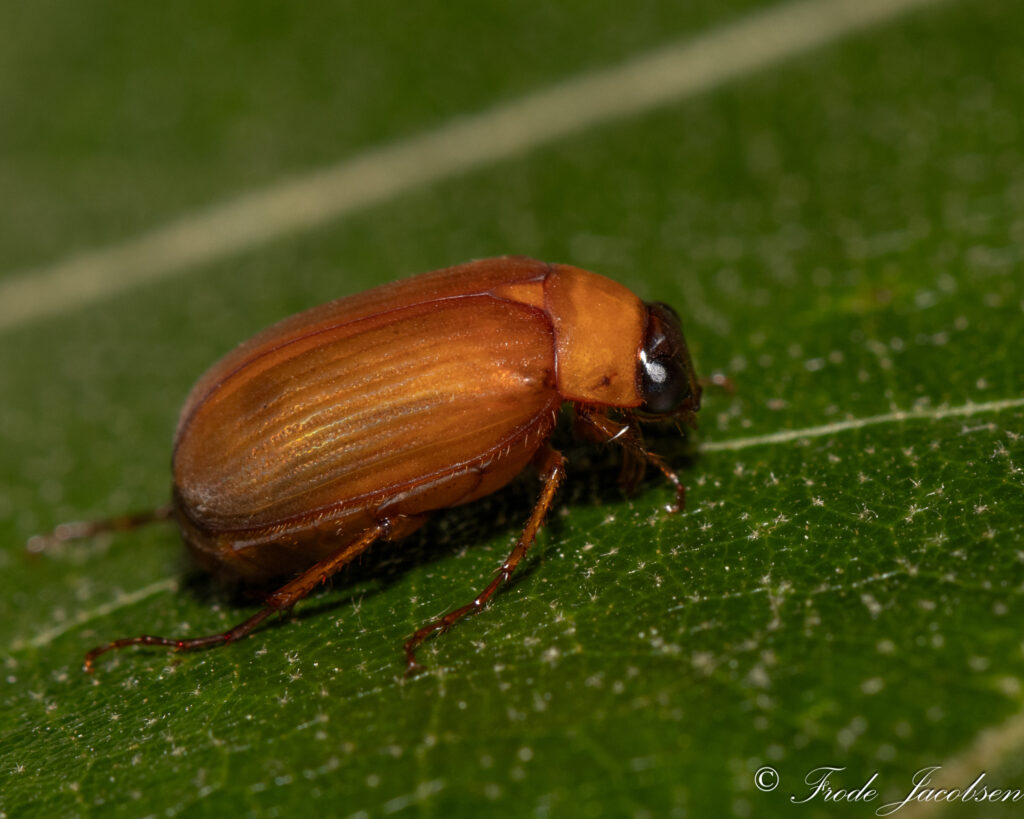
[635,302,701,427]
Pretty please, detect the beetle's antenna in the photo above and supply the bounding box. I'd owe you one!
[27,505,175,554]
[700,372,735,393]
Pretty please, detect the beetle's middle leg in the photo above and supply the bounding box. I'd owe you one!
[403,445,566,674]
[575,406,686,513]
[83,522,387,672]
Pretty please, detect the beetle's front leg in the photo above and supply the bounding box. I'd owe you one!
[403,445,567,674]
[574,406,685,514]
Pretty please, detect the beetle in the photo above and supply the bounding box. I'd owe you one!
[34,257,701,673]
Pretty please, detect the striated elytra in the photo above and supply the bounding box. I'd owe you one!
[38,257,702,672]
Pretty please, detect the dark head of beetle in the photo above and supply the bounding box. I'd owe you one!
[636,302,701,426]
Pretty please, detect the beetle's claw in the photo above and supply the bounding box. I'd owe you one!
[404,659,427,677]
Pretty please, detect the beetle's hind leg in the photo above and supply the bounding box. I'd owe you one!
[404,445,567,675]
[83,523,387,672]
[27,505,176,554]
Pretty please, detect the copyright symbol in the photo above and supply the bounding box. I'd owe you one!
[754,766,779,792]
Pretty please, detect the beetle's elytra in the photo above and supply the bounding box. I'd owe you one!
[36,257,702,672]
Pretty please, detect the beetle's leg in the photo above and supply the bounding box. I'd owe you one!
[83,522,386,673]
[575,407,685,514]
[404,446,567,675]
[27,505,175,554]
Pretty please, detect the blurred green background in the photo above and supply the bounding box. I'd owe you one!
[2,0,1023,816]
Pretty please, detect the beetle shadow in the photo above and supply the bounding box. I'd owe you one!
[175,424,701,631]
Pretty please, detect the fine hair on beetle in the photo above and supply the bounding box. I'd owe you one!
[31,257,703,673]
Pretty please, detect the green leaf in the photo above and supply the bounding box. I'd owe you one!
[2,0,1023,817]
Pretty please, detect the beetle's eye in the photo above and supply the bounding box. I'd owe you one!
[640,351,691,413]
[637,302,700,416]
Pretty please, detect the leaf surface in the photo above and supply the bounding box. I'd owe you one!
[2,1,1022,816]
